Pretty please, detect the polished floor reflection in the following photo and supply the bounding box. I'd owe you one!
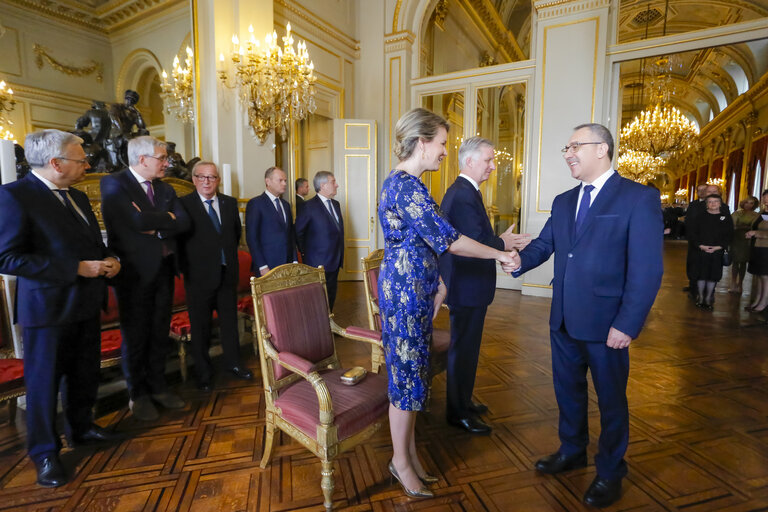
[0,241,766,511]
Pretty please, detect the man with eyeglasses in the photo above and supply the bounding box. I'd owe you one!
[101,136,190,421]
[177,162,252,391]
[0,129,122,487]
[503,123,663,508]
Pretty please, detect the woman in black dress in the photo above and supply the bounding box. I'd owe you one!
[689,194,734,310]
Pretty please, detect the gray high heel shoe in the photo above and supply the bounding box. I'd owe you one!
[388,460,434,498]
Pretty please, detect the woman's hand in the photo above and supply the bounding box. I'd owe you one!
[746,230,757,239]
[433,281,447,320]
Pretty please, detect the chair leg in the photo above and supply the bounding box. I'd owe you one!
[178,341,188,382]
[321,459,334,512]
[260,417,277,469]
[8,398,16,423]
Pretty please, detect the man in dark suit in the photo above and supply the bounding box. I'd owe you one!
[245,167,297,276]
[101,136,190,421]
[506,123,663,508]
[295,177,309,216]
[439,137,530,435]
[178,161,252,391]
[0,130,122,487]
[295,171,344,310]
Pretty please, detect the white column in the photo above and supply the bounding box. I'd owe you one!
[196,0,275,200]
[520,0,613,297]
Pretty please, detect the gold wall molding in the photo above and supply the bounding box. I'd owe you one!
[275,0,360,59]
[33,44,104,83]
[5,0,183,34]
[384,31,415,53]
[392,0,403,33]
[535,0,611,20]
[455,0,525,62]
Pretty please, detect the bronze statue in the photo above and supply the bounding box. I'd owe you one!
[14,143,30,180]
[74,101,113,172]
[107,89,150,168]
[164,141,191,181]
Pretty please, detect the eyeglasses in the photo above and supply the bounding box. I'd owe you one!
[193,175,219,182]
[145,155,168,162]
[561,142,604,154]
[56,156,88,165]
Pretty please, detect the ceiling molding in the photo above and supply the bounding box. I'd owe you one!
[456,0,525,62]
[274,0,360,60]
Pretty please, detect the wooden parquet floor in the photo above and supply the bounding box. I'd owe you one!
[1,241,767,511]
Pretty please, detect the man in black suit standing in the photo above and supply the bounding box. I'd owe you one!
[295,177,309,216]
[245,167,297,276]
[178,162,252,391]
[101,136,189,421]
[0,129,121,487]
[295,171,344,310]
[439,137,529,435]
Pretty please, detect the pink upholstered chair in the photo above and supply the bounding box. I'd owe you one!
[0,276,25,423]
[251,263,388,511]
[359,249,450,377]
[99,286,122,369]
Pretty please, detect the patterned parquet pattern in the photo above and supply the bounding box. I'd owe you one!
[1,241,767,511]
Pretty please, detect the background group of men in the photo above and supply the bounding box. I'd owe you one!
[0,129,344,488]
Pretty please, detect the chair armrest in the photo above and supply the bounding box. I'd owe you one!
[335,323,383,347]
[277,351,317,376]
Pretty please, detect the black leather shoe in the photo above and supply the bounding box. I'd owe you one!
[70,424,123,446]
[534,451,587,474]
[447,415,491,435]
[468,400,488,415]
[583,476,622,508]
[35,455,67,487]
[197,381,213,392]
[229,366,253,380]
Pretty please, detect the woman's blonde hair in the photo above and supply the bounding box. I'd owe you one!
[393,108,450,161]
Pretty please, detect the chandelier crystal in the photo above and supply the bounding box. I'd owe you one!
[621,103,699,158]
[160,46,195,124]
[0,80,16,142]
[617,149,666,184]
[218,23,316,143]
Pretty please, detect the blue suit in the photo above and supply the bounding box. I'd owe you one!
[0,173,111,462]
[515,171,663,480]
[295,195,344,309]
[101,169,189,399]
[439,176,504,418]
[245,193,297,273]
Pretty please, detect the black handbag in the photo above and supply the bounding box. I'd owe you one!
[722,249,732,267]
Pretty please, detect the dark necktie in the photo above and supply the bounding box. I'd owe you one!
[274,197,285,225]
[206,199,226,264]
[55,189,89,228]
[574,184,595,234]
[143,180,155,205]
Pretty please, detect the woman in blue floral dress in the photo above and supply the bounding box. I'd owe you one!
[379,108,516,498]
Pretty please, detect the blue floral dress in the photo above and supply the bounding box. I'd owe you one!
[377,170,459,411]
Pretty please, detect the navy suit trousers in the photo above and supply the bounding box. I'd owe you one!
[446,305,487,418]
[550,327,629,480]
[23,316,101,461]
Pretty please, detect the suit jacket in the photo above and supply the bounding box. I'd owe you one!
[296,195,306,217]
[0,173,111,327]
[178,192,241,291]
[295,195,344,272]
[515,172,663,341]
[439,177,505,307]
[245,193,297,272]
[100,169,190,286]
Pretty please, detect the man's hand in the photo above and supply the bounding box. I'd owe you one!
[433,281,447,320]
[102,257,121,278]
[500,224,532,251]
[260,267,270,276]
[77,260,106,278]
[606,327,632,349]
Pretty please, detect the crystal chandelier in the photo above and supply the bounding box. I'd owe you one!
[617,149,666,183]
[0,79,16,142]
[621,104,699,158]
[218,23,316,143]
[160,47,195,124]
